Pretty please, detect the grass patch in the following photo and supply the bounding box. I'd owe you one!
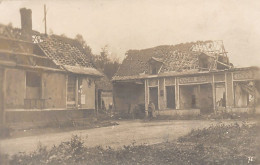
[154,112,260,121]
[5,123,260,165]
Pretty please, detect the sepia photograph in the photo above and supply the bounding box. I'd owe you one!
[0,0,259,164]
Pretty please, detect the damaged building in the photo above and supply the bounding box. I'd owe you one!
[112,41,260,117]
[0,8,103,125]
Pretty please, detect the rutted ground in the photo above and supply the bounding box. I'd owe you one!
[0,119,253,156]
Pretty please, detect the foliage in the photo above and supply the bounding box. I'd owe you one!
[10,135,85,165]
[178,123,260,164]
[74,34,93,58]
[154,112,259,120]
[0,152,9,165]
[8,124,260,165]
[155,114,201,120]
[74,35,120,80]
[93,45,120,80]
[206,112,257,120]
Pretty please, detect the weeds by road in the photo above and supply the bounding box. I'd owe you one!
[2,123,259,165]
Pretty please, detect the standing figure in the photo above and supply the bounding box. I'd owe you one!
[148,101,155,119]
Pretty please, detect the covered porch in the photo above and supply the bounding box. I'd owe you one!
[144,75,216,117]
[144,69,260,117]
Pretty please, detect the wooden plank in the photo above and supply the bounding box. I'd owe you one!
[144,79,149,117]
[147,80,150,108]
[75,77,79,109]
[231,72,234,106]
[225,72,228,107]
[145,79,147,111]
[65,75,68,109]
[175,78,180,109]
[0,49,49,59]
[158,79,160,110]
[112,87,116,115]
[2,69,6,124]
[216,60,231,68]
[212,74,216,113]
[0,61,16,67]
[163,78,166,109]
[0,36,33,44]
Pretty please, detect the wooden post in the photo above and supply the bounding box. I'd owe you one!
[163,78,166,109]
[145,79,148,117]
[224,72,227,109]
[95,88,97,112]
[41,73,44,100]
[65,75,68,109]
[96,88,99,116]
[157,79,160,110]
[1,69,6,124]
[231,72,234,107]
[212,74,216,113]
[175,77,180,109]
[147,80,150,108]
[145,80,147,110]
[75,76,78,109]
[112,83,116,115]
[100,91,102,110]
[198,84,201,108]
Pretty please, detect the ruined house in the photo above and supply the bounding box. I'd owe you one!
[112,41,260,117]
[0,8,102,125]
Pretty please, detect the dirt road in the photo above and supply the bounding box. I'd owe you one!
[0,120,247,155]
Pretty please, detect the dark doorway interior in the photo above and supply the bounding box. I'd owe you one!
[199,84,213,114]
[149,87,158,109]
[97,90,102,110]
[191,94,196,108]
[166,86,175,109]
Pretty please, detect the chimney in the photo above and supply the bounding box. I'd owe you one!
[20,8,32,41]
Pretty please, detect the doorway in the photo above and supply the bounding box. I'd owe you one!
[166,86,175,109]
[149,87,158,109]
[215,83,226,108]
[199,84,213,114]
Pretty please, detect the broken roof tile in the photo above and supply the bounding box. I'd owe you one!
[38,35,94,68]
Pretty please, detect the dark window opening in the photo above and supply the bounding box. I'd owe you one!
[166,86,175,109]
[217,56,230,70]
[25,72,42,108]
[67,75,76,103]
[151,66,157,75]
[26,72,41,87]
[222,92,226,107]
[198,54,209,69]
[149,87,158,110]
[215,83,226,108]
[78,77,83,106]
[191,94,196,108]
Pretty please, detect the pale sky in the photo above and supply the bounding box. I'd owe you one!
[0,0,260,66]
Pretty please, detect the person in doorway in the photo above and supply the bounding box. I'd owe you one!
[108,102,113,117]
[148,101,155,119]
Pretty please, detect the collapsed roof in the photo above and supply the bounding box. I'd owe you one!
[0,24,102,77]
[113,41,232,80]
